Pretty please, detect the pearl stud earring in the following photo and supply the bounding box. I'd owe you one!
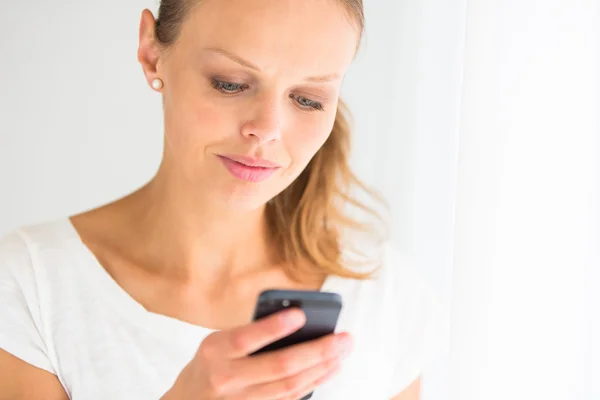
[151,78,163,90]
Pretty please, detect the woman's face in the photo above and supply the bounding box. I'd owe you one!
[149,0,359,210]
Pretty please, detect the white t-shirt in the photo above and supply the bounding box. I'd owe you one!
[0,218,447,399]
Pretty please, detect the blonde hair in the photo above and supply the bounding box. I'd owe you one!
[155,0,389,282]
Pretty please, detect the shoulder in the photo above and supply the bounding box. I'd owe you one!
[343,241,441,306]
[369,244,446,338]
[377,243,448,393]
[0,227,35,284]
[0,218,77,286]
[338,240,447,334]
[0,218,76,375]
[380,244,445,318]
[333,242,448,395]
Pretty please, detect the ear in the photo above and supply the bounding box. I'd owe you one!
[137,9,162,87]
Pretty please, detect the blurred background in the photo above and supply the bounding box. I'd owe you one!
[0,0,597,399]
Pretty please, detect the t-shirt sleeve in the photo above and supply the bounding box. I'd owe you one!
[0,230,55,374]
[386,251,449,397]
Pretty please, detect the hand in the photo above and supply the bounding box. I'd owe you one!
[162,308,352,400]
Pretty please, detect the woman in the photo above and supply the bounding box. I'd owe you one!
[0,0,446,399]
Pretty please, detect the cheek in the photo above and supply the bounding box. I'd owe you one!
[285,115,335,167]
[164,92,235,154]
[162,62,242,153]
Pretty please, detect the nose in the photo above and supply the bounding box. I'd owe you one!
[240,95,283,144]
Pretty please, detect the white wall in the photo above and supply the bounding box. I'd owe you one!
[0,1,456,398]
[0,1,164,232]
[347,2,465,398]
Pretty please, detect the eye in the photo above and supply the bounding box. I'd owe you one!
[290,94,324,111]
[211,79,249,94]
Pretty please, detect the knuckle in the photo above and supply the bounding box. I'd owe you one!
[275,354,297,375]
[282,376,303,393]
[208,370,232,396]
[229,332,250,353]
[325,357,340,369]
[198,334,218,359]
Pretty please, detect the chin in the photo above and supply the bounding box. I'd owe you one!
[200,162,294,213]
[209,181,276,213]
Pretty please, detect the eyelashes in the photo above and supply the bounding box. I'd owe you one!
[210,79,325,112]
[293,95,324,111]
[210,80,249,94]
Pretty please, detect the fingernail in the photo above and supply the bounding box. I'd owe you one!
[282,309,305,326]
[338,335,353,354]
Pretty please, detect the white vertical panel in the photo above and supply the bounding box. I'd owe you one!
[413,0,467,398]
[449,1,598,399]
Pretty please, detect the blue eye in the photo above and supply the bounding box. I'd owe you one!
[291,94,324,111]
[211,79,248,94]
[211,79,324,111]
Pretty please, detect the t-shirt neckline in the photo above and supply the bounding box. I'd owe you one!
[58,216,338,341]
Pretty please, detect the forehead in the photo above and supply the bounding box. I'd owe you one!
[179,0,360,78]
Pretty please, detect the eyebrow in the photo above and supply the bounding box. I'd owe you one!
[204,47,342,83]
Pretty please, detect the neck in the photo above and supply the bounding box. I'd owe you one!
[117,168,279,283]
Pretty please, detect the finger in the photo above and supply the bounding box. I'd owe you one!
[228,357,341,400]
[207,308,306,359]
[280,361,342,400]
[229,332,351,386]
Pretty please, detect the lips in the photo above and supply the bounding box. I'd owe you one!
[217,155,280,182]
[219,154,282,168]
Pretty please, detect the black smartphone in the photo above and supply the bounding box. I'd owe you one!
[250,289,343,400]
